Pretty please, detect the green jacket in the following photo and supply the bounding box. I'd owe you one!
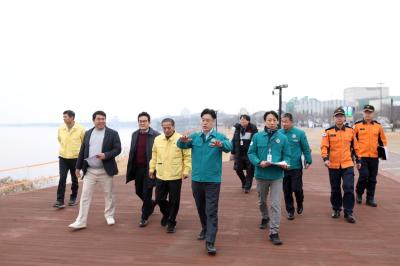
[278,127,312,170]
[248,129,291,180]
[177,129,232,183]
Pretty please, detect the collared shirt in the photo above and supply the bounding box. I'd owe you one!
[58,123,85,159]
[202,129,213,142]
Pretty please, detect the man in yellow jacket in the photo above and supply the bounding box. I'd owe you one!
[54,110,85,209]
[149,118,191,233]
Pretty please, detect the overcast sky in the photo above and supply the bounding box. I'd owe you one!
[1,0,399,123]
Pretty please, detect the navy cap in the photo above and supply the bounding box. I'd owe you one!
[333,107,345,116]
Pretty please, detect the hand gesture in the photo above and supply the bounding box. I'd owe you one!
[96,153,106,160]
[210,140,222,148]
[179,135,192,143]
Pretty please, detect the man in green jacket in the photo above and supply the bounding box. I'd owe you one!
[248,111,291,245]
[177,108,232,255]
[279,113,312,220]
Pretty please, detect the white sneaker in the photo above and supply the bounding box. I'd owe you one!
[106,217,115,225]
[68,221,87,230]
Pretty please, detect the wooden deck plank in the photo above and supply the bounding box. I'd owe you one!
[1,155,400,266]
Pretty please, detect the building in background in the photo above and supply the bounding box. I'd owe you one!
[344,86,389,111]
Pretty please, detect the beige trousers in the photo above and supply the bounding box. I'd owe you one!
[74,168,115,224]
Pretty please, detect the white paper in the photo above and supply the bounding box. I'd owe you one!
[271,161,288,167]
[85,155,100,165]
[384,146,389,160]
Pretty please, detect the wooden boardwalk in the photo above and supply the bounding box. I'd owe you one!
[1,155,399,266]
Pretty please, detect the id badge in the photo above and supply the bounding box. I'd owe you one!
[267,149,272,162]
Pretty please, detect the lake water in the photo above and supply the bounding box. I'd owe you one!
[0,126,136,181]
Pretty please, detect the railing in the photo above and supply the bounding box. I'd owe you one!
[0,146,130,195]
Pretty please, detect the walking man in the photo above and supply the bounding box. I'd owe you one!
[248,111,291,245]
[177,108,232,255]
[54,110,85,209]
[279,113,312,220]
[69,111,121,229]
[149,118,191,233]
[321,107,361,223]
[126,112,160,227]
[354,105,388,207]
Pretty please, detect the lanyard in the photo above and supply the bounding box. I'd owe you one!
[266,134,273,162]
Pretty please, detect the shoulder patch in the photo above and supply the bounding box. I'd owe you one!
[354,120,363,125]
[325,126,335,131]
[373,120,381,125]
[322,133,327,137]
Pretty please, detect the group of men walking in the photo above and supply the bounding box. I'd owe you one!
[53,104,387,255]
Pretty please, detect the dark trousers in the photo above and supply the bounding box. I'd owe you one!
[283,169,304,213]
[192,181,221,244]
[155,178,182,226]
[56,157,79,203]
[356,157,379,201]
[234,155,254,190]
[134,166,155,220]
[329,167,355,215]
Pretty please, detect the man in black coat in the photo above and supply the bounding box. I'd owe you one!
[69,111,121,230]
[126,112,160,227]
[231,114,258,193]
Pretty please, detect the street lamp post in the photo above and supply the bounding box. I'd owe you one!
[272,84,288,128]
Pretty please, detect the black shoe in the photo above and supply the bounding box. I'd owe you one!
[206,242,217,255]
[139,219,148,227]
[297,205,303,214]
[287,212,295,220]
[166,224,176,233]
[331,210,340,219]
[161,215,168,227]
[269,233,283,245]
[344,214,356,224]
[53,201,65,209]
[197,229,206,240]
[244,189,250,194]
[259,218,269,229]
[68,199,77,206]
[366,200,378,207]
[356,194,362,204]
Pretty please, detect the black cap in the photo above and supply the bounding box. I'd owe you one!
[333,107,345,116]
[363,104,375,112]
